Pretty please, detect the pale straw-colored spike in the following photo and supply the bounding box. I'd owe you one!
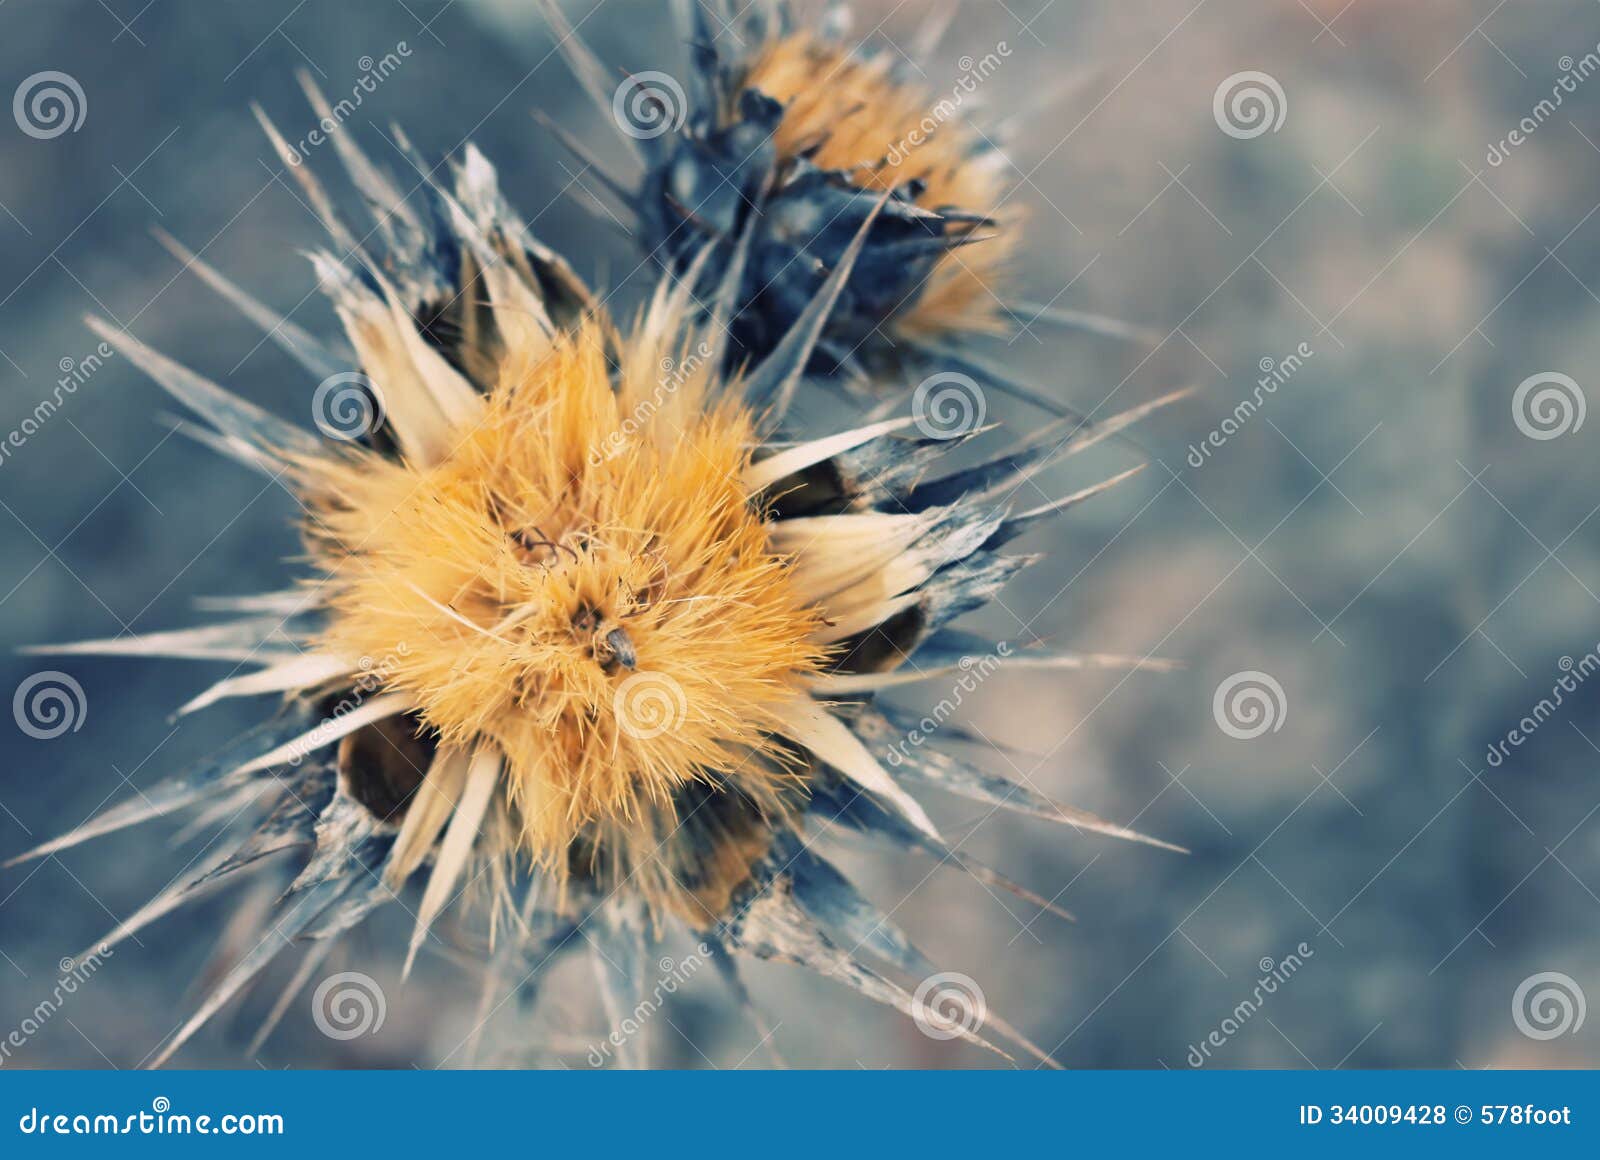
[1011,300,1163,345]
[1050,385,1196,462]
[158,415,279,474]
[152,228,351,380]
[145,875,349,1068]
[295,71,418,234]
[232,693,412,776]
[21,617,300,662]
[167,780,270,846]
[252,103,364,258]
[85,316,324,462]
[193,589,320,616]
[534,0,645,169]
[377,282,486,430]
[772,511,930,603]
[743,416,917,494]
[406,151,557,352]
[807,590,920,646]
[245,936,336,1056]
[1003,465,1148,532]
[311,254,480,465]
[951,850,1075,923]
[403,746,501,977]
[934,385,1190,511]
[178,653,354,717]
[809,651,1180,695]
[819,557,936,623]
[532,110,641,218]
[81,841,240,959]
[772,698,939,839]
[729,888,1009,1061]
[383,746,471,889]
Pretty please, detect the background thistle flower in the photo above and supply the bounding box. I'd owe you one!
[538,0,1153,407]
[12,86,1180,1068]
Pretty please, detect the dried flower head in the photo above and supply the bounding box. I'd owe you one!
[539,0,1149,400]
[14,83,1181,1068]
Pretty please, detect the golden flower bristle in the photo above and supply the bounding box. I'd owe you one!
[304,317,827,870]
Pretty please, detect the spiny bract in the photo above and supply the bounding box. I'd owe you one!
[15,78,1182,1068]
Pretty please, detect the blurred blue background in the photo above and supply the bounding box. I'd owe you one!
[2,0,1599,1068]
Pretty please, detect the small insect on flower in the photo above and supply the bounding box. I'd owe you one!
[12,79,1185,1068]
[537,0,1154,405]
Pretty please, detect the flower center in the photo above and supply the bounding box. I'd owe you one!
[302,333,825,866]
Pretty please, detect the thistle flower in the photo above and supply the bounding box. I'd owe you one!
[13,86,1182,1068]
[538,0,1151,403]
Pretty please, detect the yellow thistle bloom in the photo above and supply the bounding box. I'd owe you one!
[14,83,1183,1068]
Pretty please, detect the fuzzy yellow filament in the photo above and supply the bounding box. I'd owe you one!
[305,319,826,870]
